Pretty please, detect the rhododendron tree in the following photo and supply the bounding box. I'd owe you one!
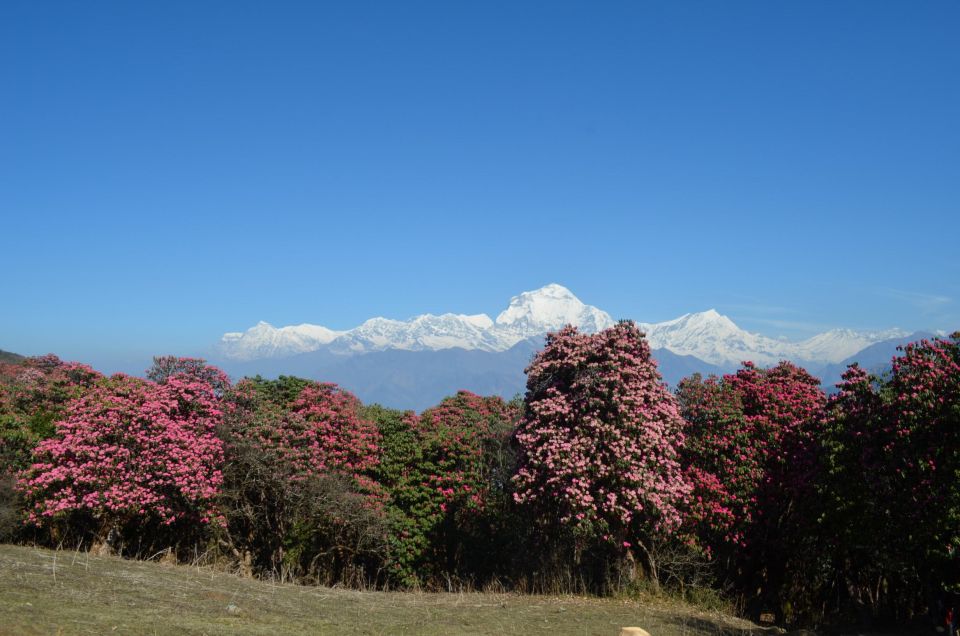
[376,391,520,586]
[146,355,230,396]
[218,378,386,582]
[513,321,691,587]
[1,355,102,474]
[883,334,960,564]
[808,335,960,621]
[814,364,895,619]
[673,375,745,554]
[678,360,826,619]
[18,372,224,551]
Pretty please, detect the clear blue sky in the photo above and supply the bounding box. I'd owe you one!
[2,1,958,368]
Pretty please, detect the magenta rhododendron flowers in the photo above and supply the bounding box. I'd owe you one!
[513,321,691,550]
[19,371,225,528]
[228,379,383,502]
[678,361,826,553]
[4,333,960,617]
[416,390,518,516]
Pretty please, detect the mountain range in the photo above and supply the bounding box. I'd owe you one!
[210,284,921,410]
[217,284,616,360]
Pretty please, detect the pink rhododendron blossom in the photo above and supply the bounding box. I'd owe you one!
[513,321,692,553]
[18,372,224,528]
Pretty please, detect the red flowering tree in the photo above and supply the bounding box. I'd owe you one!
[679,362,826,550]
[146,355,231,396]
[378,391,520,586]
[813,364,895,619]
[18,372,224,551]
[810,336,960,621]
[678,361,826,619]
[512,321,691,587]
[219,379,386,581]
[879,334,960,607]
[674,374,748,551]
[885,334,960,539]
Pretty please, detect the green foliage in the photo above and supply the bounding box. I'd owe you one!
[369,393,521,588]
[0,474,20,541]
[245,375,317,406]
[0,355,102,474]
[0,350,25,365]
[809,335,960,623]
[217,378,385,585]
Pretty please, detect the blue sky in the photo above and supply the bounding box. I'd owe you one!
[2,1,958,367]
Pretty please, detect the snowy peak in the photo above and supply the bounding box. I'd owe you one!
[217,321,344,360]
[494,284,615,342]
[637,310,909,367]
[213,285,910,367]
[215,284,614,360]
[638,310,780,367]
[794,328,909,363]
[495,283,579,326]
[329,313,502,354]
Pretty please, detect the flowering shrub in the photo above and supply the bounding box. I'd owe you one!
[885,334,960,534]
[218,378,386,582]
[18,372,224,545]
[229,381,381,489]
[416,391,518,519]
[863,334,960,612]
[378,391,519,586]
[146,355,231,396]
[513,321,691,584]
[0,355,102,474]
[811,364,894,619]
[678,360,826,619]
[679,362,825,553]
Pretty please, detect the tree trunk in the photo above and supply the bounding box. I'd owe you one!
[240,549,254,578]
[91,523,118,557]
[619,548,638,589]
[635,541,660,593]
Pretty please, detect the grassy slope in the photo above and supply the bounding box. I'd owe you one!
[0,350,25,364]
[0,544,771,636]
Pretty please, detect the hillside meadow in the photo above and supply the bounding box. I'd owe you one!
[0,544,768,636]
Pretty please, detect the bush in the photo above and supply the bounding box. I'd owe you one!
[217,378,385,584]
[813,334,960,623]
[0,355,102,474]
[372,392,521,588]
[0,474,20,541]
[513,321,691,592]
[677,361,826,621]
[18,373,224,555]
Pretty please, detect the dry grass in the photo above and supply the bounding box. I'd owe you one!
[0,543,773,635]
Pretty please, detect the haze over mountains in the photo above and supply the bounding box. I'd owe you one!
[209,284,925,410]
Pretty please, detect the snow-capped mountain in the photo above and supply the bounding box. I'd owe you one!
[214,284,907,368]
[638,311,908,367]
[328,313,502,355]
[492,283,616,346]
[215,284,614,361]
[789,328,909,364]
[219,322,344,360]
